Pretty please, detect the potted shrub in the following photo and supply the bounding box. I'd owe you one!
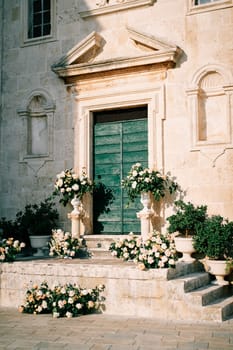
[15,197,59,256]
[167,200,207,262]
[193,215,233,284]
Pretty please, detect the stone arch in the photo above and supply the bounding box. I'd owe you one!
[187,64,233,149]
[20,88,56,114]
[190,64,233,88]
[18,89,56,159]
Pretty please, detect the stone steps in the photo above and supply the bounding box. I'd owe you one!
[43,235,233,322]
[0,235,233,322]
[168,271,233,321]
[85,234,125,259]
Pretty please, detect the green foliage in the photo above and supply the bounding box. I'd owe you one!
[0,198,59,247]
[0,217,19,240]
[167,200,207,237]
[15,197,59,236]
[193,215,233,260]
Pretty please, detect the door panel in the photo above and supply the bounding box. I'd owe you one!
[93,107,148,234]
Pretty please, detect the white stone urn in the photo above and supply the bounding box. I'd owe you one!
[29,235,51,257]
[205,259,231,285]
[174,236,196,262]
[140,191,152,213]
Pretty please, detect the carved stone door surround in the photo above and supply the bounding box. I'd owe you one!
[53,27,182,234]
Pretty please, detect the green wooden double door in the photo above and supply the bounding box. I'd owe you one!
[93,106,148,234]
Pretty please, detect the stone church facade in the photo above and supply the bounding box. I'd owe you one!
[0,0,233,234]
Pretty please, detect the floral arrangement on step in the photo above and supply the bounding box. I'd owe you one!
[19,281,105,318]
[121,163,178,203]
[0,237,25,262]
[54,168,94,206]
[49,229,88,259]
[109,231,178,270]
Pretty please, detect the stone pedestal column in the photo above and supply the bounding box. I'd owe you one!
[136,192,154,242]
[67,196,84,238]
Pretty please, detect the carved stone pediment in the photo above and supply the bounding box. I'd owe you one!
[52,27,182,79]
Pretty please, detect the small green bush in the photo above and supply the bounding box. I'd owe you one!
[167,200,207,237]
[193,215,233,260]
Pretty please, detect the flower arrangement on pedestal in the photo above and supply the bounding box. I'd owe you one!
[109,231,178,270]
[54,168,94,206]
[0,237,25,262]
[49,229,88,259]
[121,163,178,203]
[19,281,105,318]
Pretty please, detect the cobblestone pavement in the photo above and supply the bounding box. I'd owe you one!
[0,308,233,350]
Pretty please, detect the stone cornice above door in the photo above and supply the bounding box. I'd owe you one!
[79,0,156,18]
[52,27,182,80]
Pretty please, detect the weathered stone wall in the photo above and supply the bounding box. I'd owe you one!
[0,0,232,228]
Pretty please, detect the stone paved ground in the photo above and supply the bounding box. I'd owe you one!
[0,308,233,350]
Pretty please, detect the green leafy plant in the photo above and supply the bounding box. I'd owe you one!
[19,281,105,318]
[54,168,94,206]
[0,237,25,262]
[109,231,178,270]
[167,200,207,237]
[49,229,88,259]
[193,215,233,260]
[121,163,178,203]
[16,197,59,236]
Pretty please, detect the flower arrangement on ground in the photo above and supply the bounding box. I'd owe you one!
[54,168,94,206]
[18,281,53,314]
[49,229,87,259]
[109,231,178,270]
[0,237,25,262]
[135,231,178,270]
[19,281,105,318]
[109,232,141,261]
[51,283,105,318]
[121,163,178,203]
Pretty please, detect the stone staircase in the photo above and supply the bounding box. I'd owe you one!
[0,235,233,322]
[84,234,123,259]
[84,235,233,321]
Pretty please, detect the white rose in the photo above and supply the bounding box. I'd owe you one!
[72,184,79,191]
[57,179,63,187]
[161,243,167,250]
[148,257,154,264]
[13,240,19,248]
[132,181,137,189]
[88,301,95,309]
